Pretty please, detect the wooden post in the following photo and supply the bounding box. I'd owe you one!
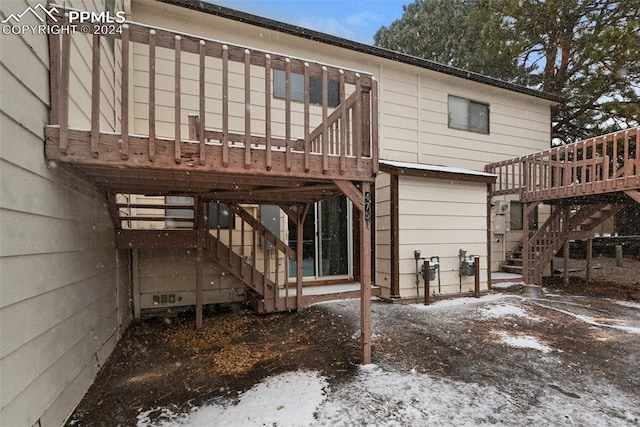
[195,196,205,329]
[295,205,307,310]
[339,70,346,174]
[522,202,530,283]
[616,245,623,267]
[360,181,372,365]
[474,256,480,297]
[586,237,593,282]
[303,63,310,172]
[423,260,430,305]
[285,58,292,172]
[563,238,569,286]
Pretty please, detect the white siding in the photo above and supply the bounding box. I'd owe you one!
[397,176,489,298]
[0,1,130,426]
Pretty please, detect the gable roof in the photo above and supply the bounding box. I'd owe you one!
[157,0,564,104]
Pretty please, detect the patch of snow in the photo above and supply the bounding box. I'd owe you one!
[613,300,640,310]
[482,304,539,320]
[497,331,552,353]
[137,371,328,427]
[531,301,640,335]
[410,293,517,310]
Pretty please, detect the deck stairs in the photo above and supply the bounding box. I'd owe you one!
[502,203,625,278]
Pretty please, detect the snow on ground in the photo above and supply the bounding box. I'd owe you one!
[481,303,539,320]
[495,331,552,353]
[137,371,328,427]
[491,281,524,289]
[136,291,640,427]
[138,364,638,427]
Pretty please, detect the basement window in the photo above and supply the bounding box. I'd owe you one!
[273,69,340,108]
[448,95,490,134]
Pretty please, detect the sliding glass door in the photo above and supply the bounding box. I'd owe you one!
[288,195,352,280]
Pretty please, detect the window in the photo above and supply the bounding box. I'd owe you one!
[273,69,340,108]
[165,197,233,229]
[510,201,538,231]
[208,202,234,229]
[448,95,489,134]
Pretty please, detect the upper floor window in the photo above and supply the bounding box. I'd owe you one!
[273,69,340,108]
[448,95,489,134]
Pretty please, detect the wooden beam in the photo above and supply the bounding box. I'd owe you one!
[624,190,640,204]
[199,40,206,165]
[390,172,400,298]
[333,180,364,212]
[174,35,182,164]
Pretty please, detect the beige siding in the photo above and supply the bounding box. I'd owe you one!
[397,176,489,298]
[129,2,553,173]
[375,173,391,296]
[0,1,129,426]
[136,249,245,310]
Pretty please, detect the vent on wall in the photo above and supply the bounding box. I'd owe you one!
[152,294,176,305]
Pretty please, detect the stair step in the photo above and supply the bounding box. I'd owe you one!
[502,265,523,274]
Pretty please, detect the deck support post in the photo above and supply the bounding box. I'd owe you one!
[195,195,205,329]
[360,181,372,365]
[563,236,570,286]
[586,237,593,282]
[295,204,310,311]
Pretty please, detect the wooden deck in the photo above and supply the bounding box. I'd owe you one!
[45,9,377,363]
[486,127,640,285]
[485,127,640,203]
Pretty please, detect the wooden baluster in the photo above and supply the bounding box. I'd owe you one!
[371,77,379,174]
[263,234,268,292]
[174,35,181,164]
[265,54,272,170]
[244,49,251,169]
[304,62,310,172]
[148,30,156,162]
[199,40,206,165]
[252,228,257,287]
[222,45,229,167]
[228,208,233,267]
[240,217,245,278]
[623,130,630,188]
[90,33,100,158]
[339,70,346,175]
[59,13,70,153]
[322,66,329,173]
[354,73,363,171]
[285,58,292,172]
[48,29,60,125]
[120,24,130,160]
[636,128,640,185]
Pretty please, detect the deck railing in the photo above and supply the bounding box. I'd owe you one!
[47,9,378,179]
[486,127,640,202]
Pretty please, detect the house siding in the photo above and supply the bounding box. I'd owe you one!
[397,176,489,298]
[0,1,130,426]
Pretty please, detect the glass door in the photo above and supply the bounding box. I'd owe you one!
[288,195,352,280]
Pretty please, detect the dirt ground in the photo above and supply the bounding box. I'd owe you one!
[66,256,640,426]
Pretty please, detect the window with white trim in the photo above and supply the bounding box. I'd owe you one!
[448,95,489,134]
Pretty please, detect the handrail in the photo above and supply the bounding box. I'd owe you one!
[486,127,640,201]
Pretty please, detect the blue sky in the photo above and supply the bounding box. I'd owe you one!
[209,0,409,45]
